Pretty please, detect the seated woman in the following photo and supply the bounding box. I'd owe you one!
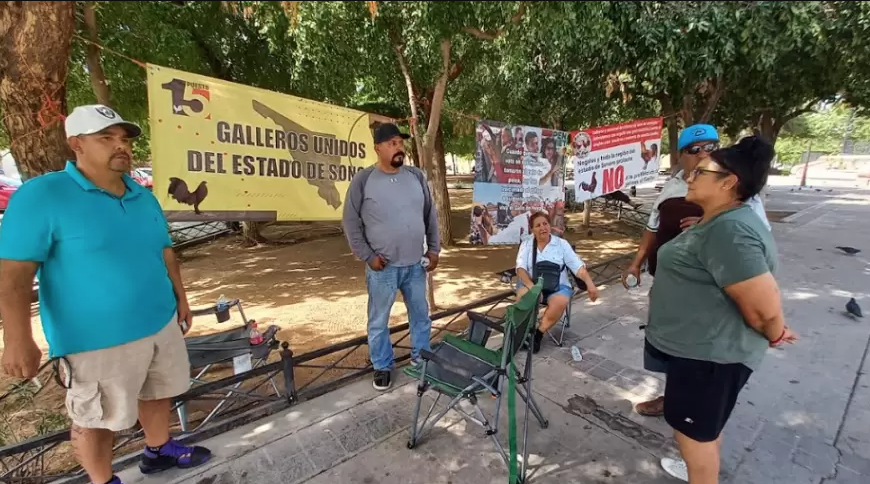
[515,212,598,353]
[645,136,798,483]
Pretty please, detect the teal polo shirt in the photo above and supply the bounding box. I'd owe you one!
[0,161,178,358]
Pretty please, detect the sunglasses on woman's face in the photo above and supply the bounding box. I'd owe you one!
[685,142,719,155]
[690,167,729,179]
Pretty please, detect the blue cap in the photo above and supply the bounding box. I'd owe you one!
[677,124,719,151]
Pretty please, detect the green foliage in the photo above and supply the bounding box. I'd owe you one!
[0,124,8,150]
[712,2,848,138]
[775,103,870,165]
[40,0,870,166]
[830,1,870,115]
[64,1,367,162]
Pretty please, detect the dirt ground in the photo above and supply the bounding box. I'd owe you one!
[0,185,641,476]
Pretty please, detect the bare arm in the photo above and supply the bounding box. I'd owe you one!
[630,229,656,268]
[162,248,187,302]
[0,260,43,378]
[574,265,595,289]
[517,268,535,288]
[0,260,39,344]
[724,272,786,342]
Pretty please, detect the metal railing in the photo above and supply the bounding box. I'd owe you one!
[591,198,651,229]
[169,222,235,251]
[0,253,634,484]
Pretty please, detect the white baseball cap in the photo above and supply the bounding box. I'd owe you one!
[65,104,142,138]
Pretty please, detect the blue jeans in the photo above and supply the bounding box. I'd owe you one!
[515,282,574,301]
[366,262,432,371]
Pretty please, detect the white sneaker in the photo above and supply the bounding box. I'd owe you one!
[660,457,688,482]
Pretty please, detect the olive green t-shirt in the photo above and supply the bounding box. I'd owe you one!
[646,204,778,371]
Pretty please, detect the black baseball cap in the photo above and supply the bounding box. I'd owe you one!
[373,123,411,144]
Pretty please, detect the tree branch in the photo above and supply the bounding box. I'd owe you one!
[389,28,425,162]
[680,92,693,125]
[697,76,725,124]
[779,98,822,126]
[424,38,452,143]
[462,2,527,41]
[82,1,111,106]
[448,49,472,82]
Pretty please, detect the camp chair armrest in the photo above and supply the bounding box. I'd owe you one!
[191,306,217,317]
[466,311,505,334]
[419,349,439,362]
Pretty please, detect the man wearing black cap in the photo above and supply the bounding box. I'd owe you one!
[342,123,441,391]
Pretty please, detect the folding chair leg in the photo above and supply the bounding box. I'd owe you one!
[521,375,532,484]
[408,364,433,449]
[517,361,548,429]
[472,397,508,466]
[177,404,190,433]
[547,296,572,347]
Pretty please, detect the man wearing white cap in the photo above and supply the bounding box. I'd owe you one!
[0,105,211,484]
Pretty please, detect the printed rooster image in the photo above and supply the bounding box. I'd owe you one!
[168,177,209,215]
[640,141,658,170]
[579,171,598,194]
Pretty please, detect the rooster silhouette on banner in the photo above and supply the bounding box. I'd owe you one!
[579,171,598,194]
[168,177,209,215]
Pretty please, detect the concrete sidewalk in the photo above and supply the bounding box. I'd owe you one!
[116,184,870,484]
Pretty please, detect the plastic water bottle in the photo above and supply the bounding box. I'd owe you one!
[216,294,229,309]
[421,256,430,269]
[248,320,264,345]
[570,345,583,362]
[625,274,639,289]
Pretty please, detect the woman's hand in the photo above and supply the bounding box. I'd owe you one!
[680,216,702,231]
[586,284,599,302]
[770,326,799,347]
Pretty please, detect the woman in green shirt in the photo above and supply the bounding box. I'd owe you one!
[645,136,798,483]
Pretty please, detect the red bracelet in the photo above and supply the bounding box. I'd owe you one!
[770,328,787,346]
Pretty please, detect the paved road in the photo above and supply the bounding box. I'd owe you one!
[115,175,869,484]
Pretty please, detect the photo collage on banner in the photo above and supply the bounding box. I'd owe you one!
[470,120,568,245]
[571,117,664,203]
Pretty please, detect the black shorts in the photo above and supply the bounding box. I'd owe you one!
[645,339,752,442]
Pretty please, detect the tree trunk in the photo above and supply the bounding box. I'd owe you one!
[410,137,421,168]
[82,1,111,106]
[419,38,453,247]
[661,112,680,173]
[431,124,452,246]
[0,2,76,179]
[241,221,267,246]
[391,34,425,165]
[667,117,680,173]
[657,94,681,173]
[758,110,778,146]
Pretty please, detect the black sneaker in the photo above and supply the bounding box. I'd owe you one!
[373,370,392,391]
[533,330,544,354]
[139,439,212,475]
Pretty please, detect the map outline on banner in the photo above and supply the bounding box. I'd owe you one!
[146,64,393,222]
[469,119,569,246]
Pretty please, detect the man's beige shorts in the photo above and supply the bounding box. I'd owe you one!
[63,314,190,432]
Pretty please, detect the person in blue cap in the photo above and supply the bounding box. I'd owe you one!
[622,124,770,420]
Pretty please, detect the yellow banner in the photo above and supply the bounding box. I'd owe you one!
[146,64,389,222]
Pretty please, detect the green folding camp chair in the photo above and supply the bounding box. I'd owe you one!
[403,279,548,484]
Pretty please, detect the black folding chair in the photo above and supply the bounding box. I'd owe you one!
[403,279,548,483]
[496,249,588,347]
[176,299,282,432]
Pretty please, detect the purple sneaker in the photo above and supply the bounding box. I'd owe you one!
[138,439,212,474]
